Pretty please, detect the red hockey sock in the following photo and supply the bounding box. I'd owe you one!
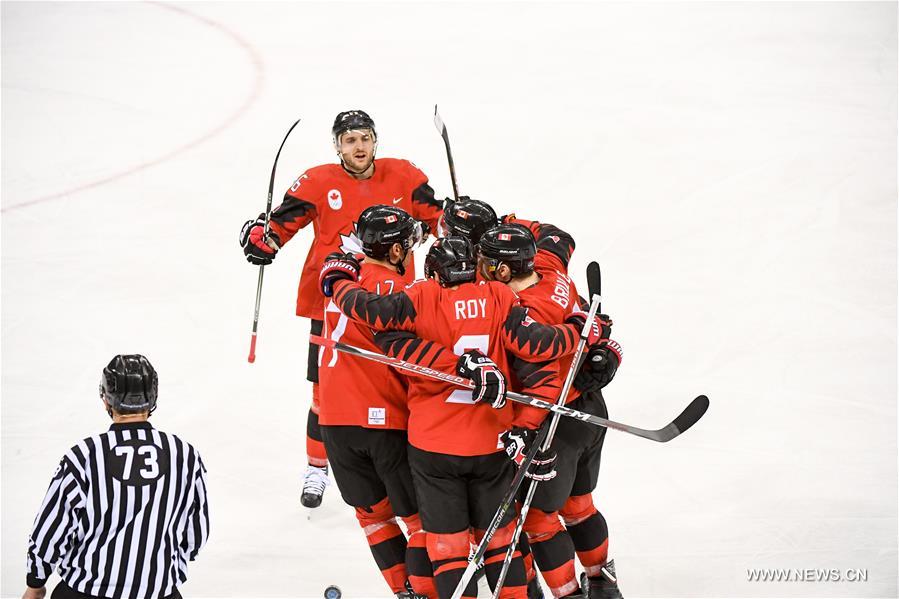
[356,497,408,593]
[402,514,437,598]
[524,508,578,598]
[561,495,609,577]
[427,530,478,599]
[475,522,529,599]
[305,401,328,467]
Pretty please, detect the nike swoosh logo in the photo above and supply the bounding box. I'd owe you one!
[392,197,403,204]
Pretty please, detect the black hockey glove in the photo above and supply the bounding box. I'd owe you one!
[240,216,281,265]
[574,340,623,393]
[565,310,612,347]
[319,252,361,297]
[456,349,506,409]
[500,427,557,482]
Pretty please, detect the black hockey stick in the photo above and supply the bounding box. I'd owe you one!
[310,334,709,442]
[248,119,301,363]
[491,260,604,594]
[433,105,460,201]
[488,294,601,596]
[587,260,601,310]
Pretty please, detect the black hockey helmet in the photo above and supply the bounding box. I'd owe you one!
[356,205,425,275]
[440,197,498,245]
[100,354,158,414]
[478,223,537,278]
[424,236,476,286]
[332,110,377,143]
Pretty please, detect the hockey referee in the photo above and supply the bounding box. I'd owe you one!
[22,355,209,599]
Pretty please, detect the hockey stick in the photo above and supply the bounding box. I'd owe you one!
[247,119,301,363]
[587,260,601,310]
[470,295,599,598]
[310,334,709,443]
[491,260,605,595]
[433,105,460,201]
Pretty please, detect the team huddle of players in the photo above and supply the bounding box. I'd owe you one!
[239,111,624,599]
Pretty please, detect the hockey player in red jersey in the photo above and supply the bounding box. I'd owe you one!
[318,206,436,598]
[238,110,444,509]
[478,220,623,599]
[318,237,613,599]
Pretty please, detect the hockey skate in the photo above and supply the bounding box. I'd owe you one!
[580,560,623,599]
[300,464,329,508]
[395,581,428,599]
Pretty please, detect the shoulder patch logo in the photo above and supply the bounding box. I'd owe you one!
[328,189,343,210]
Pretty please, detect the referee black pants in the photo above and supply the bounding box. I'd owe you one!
[52,581,183,599]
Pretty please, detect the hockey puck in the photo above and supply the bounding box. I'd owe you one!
[323,585,341,599]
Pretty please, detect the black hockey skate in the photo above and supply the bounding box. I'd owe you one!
[395,581,428,599]
[300,464,329,508]
[580,560,623,599]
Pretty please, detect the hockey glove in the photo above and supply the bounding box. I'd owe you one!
[240,217,281,265]
[319,252,362,297]
[500,427,557,482]
[574,340,623,393]
[456,349,507,409]
[565,310,612,347]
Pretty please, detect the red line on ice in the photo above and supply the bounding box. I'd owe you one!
[2,1,264,214]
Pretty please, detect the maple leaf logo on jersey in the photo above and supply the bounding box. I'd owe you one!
[328,189,343,210]
[339,227,364,254]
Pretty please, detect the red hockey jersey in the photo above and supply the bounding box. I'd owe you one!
[503,217,583,429]
[268,158,443,320]
[330,276,582,456]
[318,263,409,429]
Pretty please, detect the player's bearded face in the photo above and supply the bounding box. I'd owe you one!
[338,129,376,172]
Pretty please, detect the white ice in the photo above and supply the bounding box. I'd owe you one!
[2,2,896,598]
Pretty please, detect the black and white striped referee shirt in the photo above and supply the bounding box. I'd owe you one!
[26,421,209,598]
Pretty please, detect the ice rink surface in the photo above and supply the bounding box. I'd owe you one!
[2,2,896,597]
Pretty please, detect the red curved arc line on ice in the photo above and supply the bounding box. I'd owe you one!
[2,1,264,214]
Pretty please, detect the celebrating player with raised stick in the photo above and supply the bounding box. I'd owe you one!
[239,111,444,509]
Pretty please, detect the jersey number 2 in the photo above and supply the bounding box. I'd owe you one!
[446,334,490,405]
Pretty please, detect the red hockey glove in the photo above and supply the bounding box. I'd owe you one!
[319,252,361,297]
[239,217,281,265]
[574,339,622,393]
[565,310,612,347]
[500,427,557,482]
[456,349,507,409]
